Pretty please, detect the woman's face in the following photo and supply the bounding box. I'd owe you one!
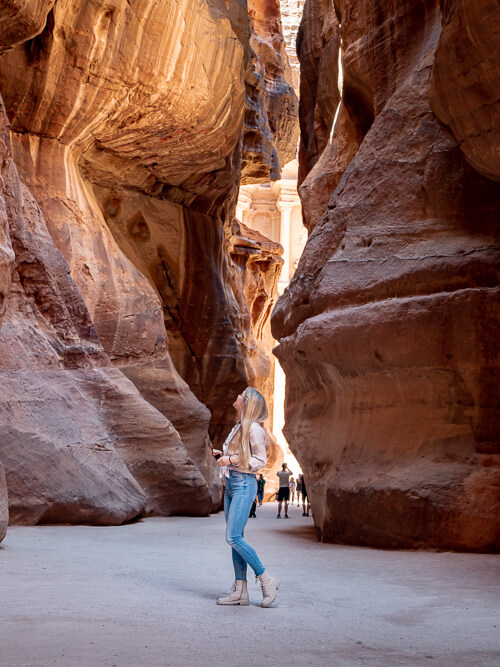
[233,392,244,413]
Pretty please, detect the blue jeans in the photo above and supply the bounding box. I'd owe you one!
[224,470,265,580]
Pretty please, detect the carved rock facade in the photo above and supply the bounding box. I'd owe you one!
[0,1,297,523]
[273,0,500,550]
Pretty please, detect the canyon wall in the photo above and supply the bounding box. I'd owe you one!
[273,0,500,550]
[0,1,297,523]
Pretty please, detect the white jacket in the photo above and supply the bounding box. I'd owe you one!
[222,421,267,476]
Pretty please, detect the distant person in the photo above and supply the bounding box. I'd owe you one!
[276,463,292,518]
[257,474,266,506]
[212,387,279,607]
[301,474,310,516]
[289,476,296,505]
[296,474,303,507]
[249,497,257,518]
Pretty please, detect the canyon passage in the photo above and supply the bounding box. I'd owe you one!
[0,0,499,662]
[0,0,498,551]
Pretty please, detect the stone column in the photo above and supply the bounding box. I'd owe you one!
[236,188,253,223]
[277,174,300,287]
[278,202,292,284]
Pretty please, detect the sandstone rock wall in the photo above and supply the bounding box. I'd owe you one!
[0,90,214,523]
[242,0,299,182]
[296,0,339,186]
[279,0,306,92]
[272,0,500,551]
[0,1,297,523]
[430,0,500,182]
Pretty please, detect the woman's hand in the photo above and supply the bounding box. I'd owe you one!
[211,449,222,458]
[216,455,231,466]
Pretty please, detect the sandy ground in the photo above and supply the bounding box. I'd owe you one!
[0,502,499,667]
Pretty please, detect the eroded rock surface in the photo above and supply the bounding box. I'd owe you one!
[280,0,306,91]
[0,95,146,523]
[0,0,54,53]
[0,90,215,523]
[273,0,500,551]
[296,0,339,185]
[430,0,500,181]
[242,0,299,182]
[0,1,296,523]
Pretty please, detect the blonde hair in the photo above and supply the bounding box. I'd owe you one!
[238,387,268,469]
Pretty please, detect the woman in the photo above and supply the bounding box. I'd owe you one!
[212,387,280,607]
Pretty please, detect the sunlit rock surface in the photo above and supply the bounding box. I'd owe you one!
[0,1,297,523]
[279,0,306,92]
[242,0,299,182]
[273,0,500,551]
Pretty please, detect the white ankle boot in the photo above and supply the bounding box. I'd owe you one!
[257,571,280,607]
[217,580,249,606]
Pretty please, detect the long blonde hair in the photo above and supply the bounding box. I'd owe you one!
[238,387,268,469]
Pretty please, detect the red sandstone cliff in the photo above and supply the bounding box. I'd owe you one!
[0,1,297,524]
[272,0,500,551]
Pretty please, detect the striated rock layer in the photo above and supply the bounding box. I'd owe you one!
[0,90,214,523]
[273,0,500,551]
[0,1,297,523]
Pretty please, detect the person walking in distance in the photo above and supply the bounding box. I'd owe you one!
[300,474,310,516]
[257,474,266,506]
[212,387,280,607]
[276,463,292,518]
[249,497,257,518]
[296,473,303,507]
[289,476,296,506]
